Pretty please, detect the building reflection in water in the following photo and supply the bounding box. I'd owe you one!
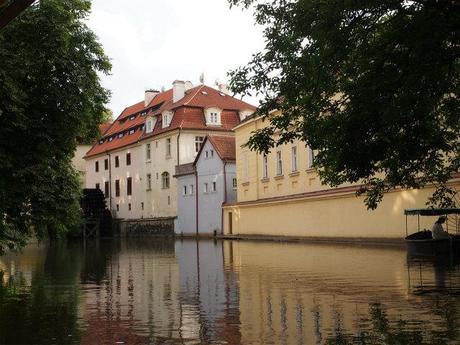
[0,239,460,344]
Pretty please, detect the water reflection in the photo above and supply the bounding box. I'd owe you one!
[0,240,459,344]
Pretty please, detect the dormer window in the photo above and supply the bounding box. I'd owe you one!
[162,111,173,128]
[118,133,124,138]
[129,129,135,135]
[109,137,113,142]
[129,115,136,121]
[145,116,156,133]
[205,107,222,126]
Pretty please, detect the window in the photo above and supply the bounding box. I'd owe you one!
[291,146,297,172]
[129,129,135,135]
[146,173,152,190]
[141,202,144,210]
[204,183,208,193]
[168,196,170,205]
[115,179,120,197]
[262,154,268,178]
[276,151,283,175]
[128,203,131,211]
[166,138,171,157]
[104,181,109,197]
[195,136,204,153]
[116,204,119,212]
[104,159,108,170]
[115,156,119,168]
[95,183,100,190]
[126,153,131,166]
[308,147,315,169]
[95,161,99,172]
[210,150,214,157]
[161,172,170,189]
[206,108,221,125]
[189,184,194,195]
[146,143,151,160]
[205,151,209,158]
[146,120,152,133]
[162,112,172,128]
[212,181,217,192]
[127,177,132,196]
[233,178,237,190]
[183,185,187,196]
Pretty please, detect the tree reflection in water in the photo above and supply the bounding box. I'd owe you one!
[327,290,460,344]
[0,242,82,345]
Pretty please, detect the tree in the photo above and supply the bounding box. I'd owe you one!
[228,0,460,209]
[0,0,111,252]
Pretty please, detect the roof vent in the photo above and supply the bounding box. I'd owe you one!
[201,91,208,95]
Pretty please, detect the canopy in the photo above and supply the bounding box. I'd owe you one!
[404,208,460,216]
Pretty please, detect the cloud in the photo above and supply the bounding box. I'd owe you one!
[87,0,264,117]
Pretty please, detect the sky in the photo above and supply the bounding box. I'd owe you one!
[87,0,265,118]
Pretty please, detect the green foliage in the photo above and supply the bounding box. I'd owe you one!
[0,0,111,252]
[229,0,460,209]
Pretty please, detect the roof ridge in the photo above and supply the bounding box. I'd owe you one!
[183,85,204,106]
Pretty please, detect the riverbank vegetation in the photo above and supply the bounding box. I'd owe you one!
[0,0,111,253]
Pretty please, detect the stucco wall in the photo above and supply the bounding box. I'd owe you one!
[176,173,197,234]
[226,114,460,239]
[224,185,460,239]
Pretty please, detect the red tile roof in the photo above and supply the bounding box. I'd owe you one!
[194,135,236,164]
[208,135,236,161]
[85,84,255,158]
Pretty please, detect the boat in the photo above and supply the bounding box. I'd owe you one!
[404,208,460,256]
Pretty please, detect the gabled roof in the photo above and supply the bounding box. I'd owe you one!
[194,135,236,165]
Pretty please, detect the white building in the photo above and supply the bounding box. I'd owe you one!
[175,135,237,236]
[84,80,255,221]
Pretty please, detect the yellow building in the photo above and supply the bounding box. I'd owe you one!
[223,113,460,240]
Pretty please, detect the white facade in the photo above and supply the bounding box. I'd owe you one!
[85,130,234,220]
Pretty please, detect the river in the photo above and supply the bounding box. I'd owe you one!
[0,238,459,345]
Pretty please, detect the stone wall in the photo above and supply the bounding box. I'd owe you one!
[118,217,176,237]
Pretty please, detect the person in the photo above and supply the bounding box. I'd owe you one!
[431,216,450,240]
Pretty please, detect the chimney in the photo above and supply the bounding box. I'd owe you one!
[185,81,193,91]
[173,80,185,103]
[144,89,159,107]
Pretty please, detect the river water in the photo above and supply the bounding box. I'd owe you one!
[0,239,459,345]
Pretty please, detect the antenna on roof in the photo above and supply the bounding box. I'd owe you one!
[199,72,205,84]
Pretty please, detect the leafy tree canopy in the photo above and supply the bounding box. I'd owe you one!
[0,0,111,252]
[228,0,460,209]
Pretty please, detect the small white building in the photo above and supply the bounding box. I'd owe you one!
[175,135,237,235]
[84,81,255,221]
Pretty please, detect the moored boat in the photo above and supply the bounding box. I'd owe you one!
[404,208,460,256]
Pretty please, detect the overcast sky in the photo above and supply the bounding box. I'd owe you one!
[87,0,264,117]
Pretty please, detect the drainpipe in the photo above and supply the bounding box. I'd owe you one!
[221,161,228,235]
[195,171,199,236]
[176,120,183,166]
[106,151,112,212]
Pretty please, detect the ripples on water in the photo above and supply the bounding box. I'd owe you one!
[0,239,459,345]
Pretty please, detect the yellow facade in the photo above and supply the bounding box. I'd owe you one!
[223,113,460,239]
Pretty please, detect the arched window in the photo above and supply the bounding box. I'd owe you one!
[161,172,170,189]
